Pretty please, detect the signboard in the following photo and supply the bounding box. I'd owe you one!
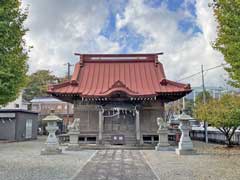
[111,135,125,145]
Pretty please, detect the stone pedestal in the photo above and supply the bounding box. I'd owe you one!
[155,129,170,151]
[41,123,62,155]
[155,117,170,151]
[176,112,195,155]
[66,130,80,151]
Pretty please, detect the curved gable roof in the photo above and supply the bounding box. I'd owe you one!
[48,53,191,98]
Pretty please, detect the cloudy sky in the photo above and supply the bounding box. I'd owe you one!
[22,0,229,88]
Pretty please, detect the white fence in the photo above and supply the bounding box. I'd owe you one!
[190,130,240,145]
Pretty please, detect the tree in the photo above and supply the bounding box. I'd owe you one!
[194,94,240,147]
[23,70,61,101]
[185,99,194,116]
[195,91,213,105]
[212,1,240,87]
[0,0,29,105]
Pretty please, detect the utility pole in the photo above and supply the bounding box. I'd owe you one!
[64,62,73,132]
[201,64,208,143]
[193,90,196,107]
[66,62,72,80]
[182,96,185,110]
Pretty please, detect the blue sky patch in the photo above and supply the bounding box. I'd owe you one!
[143,0,163,8]
[118,26,145,53]
[144,0,184,11]
[166,0,184,11]
[143,0,197,18]
[100,0,144,53]
[105,0,128,18]
[186,1,197,17]
[100,0,202,52]
[178,19,202,34]
[100,11,116,39]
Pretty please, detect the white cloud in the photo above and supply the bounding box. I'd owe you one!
[21,0,229,89]
[22,0,120,76]
[116,0,227,88]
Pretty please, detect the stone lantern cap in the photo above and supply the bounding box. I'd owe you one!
[42,110,62,122]
[178,111,194,121]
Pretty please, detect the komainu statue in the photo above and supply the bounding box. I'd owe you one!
[157,117,168,130]
[68,118,80,131]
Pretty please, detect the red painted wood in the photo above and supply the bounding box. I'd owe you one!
[48,54,191,97]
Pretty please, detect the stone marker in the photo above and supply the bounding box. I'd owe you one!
[155,117,170,151]
[66,118,81,151]
[176,111,196,155]
[41,110,62,155]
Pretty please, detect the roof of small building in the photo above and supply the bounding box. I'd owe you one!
[48,53,191,98]
[30,97,63,103]
[0,109,38,114]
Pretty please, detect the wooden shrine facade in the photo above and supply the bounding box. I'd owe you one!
[48,53,191,146]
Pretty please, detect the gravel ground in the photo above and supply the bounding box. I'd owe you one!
[142,141,240,180]
[0,137,95,180]
[1,139,240,180]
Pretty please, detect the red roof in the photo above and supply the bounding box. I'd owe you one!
[48,54,191,98]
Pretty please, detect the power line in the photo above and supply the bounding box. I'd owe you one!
[178,71,201,81]
[180,63,227,143]
[177,63,227,82]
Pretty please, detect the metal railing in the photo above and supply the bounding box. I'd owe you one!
[190,130,240,145]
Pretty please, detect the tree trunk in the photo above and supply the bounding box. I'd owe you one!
[225,128,237,147]
[226,136,233,147]
[219,127,236,147]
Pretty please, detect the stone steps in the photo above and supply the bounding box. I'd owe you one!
[75,144,155,150]
[103,133,137,145]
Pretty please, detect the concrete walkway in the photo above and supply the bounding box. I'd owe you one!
[73,150,158,180]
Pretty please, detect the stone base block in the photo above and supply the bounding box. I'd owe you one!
[155,145,171,151]
[41,148,62,155]
[65,144,81,151]
[175,148,196,155]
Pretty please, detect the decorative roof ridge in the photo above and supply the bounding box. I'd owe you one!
[74,53,163,57]
[165,79,191,90]
[74,53,164,64]
[157,63,166,78]
[70,62,80,85]
[82,59,156,63]
[160,78,168,86]
[101,80,138,95]
[48,81,70,92]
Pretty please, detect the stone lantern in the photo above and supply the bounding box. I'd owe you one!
[176,111,195,155]
[41,110,62,155]
[155,117,170,151]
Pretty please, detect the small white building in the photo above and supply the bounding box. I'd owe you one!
[0,91,29,110]
[30,97,74,129]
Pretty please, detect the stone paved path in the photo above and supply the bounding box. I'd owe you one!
[73,150,158,180]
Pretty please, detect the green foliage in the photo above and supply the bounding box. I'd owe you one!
[194,94,240,146]
[212,0,240,87]
[0,0,29,105]
[195,91,213,105]
[23,70,61,101]
[185,99,194,116]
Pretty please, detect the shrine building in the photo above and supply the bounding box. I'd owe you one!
[48,53,191,146]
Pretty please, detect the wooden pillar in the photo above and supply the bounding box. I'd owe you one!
[135,110,141,145]
[98,110,103,145]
